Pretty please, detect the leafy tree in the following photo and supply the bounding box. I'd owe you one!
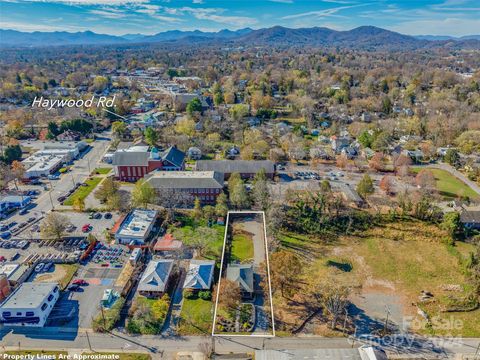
[213,279,241,312]
[229,104,249,121]
[270,251,301,298]
[356,174,374,199]
[229,176,250,209]
[320,179,331,193]
[40,212,71,242]
[193,197,202,220]
[441,212,462,239]
[2,145,22,164]
[60,118,93,135]
[112,121,127,139]
[94,177,119,203]
[215,192,229,217]
[186,98,202,117]
[357,130,374,148]
[73,197,85,212]
[252,168,271,211]
[175,118,196,137]
[144,127,159,147]
[311,280,350,329]
[174,226,217,257]
[47,121,60,137]
[444,148,460,167]
[131,179,155,208]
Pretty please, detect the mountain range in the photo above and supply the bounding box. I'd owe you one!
[1,26,479,50]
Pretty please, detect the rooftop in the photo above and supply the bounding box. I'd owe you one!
[0,282,58,309]
[145,171,224,189]
[195,160,275,174]
[0,263,20,278]
[138,259,174,293]
[116,209,157,239]
[184,260,215,290]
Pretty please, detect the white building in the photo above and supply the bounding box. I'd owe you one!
[0,282,60,327]
[115,209,157,244]
[22,153,66,178]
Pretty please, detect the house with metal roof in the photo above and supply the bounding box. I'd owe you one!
[138,259,174,298]
[183,260,215,291]
[226,263,254,299]
[112,145,185,182]
[195,160,275,180]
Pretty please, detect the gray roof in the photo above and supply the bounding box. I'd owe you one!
[196,160,275,174]
[183,260,215,290]
[138,260,174,293]
[145,171,224,190]
[226,264,254,293]
[0,282,58,309]
[460,210,480,224]
[161,146,185,168]
[112,151,149,166]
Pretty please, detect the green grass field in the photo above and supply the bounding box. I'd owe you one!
[177,297,213,335]
[63,177,102,205]
[93,167,112,175]
[230,232,254,262]
[411,167,479,200]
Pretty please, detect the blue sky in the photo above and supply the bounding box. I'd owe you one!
[0,0,479,36]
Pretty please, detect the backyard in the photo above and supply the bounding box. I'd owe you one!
[230,227,254,262]
[63,177,102,206]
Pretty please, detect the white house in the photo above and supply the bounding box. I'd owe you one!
[0,282,60,327]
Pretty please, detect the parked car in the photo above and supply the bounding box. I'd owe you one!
[35,263,44,272]
[48,174,60,180]
[72,279,88,286]
[0,231,11,240]
[104,212,112,219]
[0,224,8,231]
[19,208,29,215]
[93,212,102,219]
[67,284,81,292]
[27,217,36,223]
[82,224,92,233]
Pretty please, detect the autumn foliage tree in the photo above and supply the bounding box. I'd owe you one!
[270,251,302,298]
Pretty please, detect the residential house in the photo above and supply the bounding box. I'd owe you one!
[144,171,224,205]
[330,135,351,153]
[57,130,81,141]
[138,260,174,298]
[226,264,254,299]
[112,145,185,182]
[460,209,480,230]
[195,160,275,180]
[183,260,215,291]
[153,233,183,253]
[402,149,424,163]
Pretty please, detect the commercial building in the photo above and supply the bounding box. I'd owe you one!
[144,171,224,204]
[0,282,60,327]
[195,160,275,180]
[0,195,32,217]
[114,209,157,245]
[138,259,174,298]
[112,145,185,182]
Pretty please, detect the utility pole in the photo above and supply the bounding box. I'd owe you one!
[85,331,92,351]
[383,305,391,336]
[343,308,348,335]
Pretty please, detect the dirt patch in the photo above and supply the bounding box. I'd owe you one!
[35,265,67,283]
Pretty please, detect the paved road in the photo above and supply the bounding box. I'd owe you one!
[427,162,480,197]
[8,136,111,237]
[1,328,479,358]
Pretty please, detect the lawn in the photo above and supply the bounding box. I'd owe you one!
[305,220,480,336]
[93,167,112,175]
[411,167,479,200]
[34,263,79,290]
[230,231,254,262]
[177,297,213,335]
[63,177,102,205]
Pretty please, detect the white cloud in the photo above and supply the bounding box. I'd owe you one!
[269,0,294,4]
[0,20,83,31]
[13,0,149,4]
[282,4,368,19]
[389,17,480,37]
[90,7,126,19]
[192,0,204,4]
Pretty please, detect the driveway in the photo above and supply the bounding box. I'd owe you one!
[427,162,480,196]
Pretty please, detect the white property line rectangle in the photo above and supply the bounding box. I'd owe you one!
[212,210,276,337]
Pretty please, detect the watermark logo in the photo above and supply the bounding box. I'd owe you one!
[32,95,116,110]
